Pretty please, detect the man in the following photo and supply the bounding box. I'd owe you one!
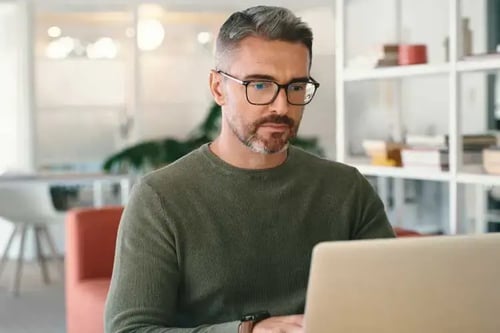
[105,5,394,333]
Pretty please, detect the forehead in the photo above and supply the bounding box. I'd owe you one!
[227,36,310,80]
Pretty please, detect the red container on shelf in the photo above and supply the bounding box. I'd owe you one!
[398,44,427,65]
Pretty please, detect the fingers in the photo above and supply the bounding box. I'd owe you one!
[253,314,305,333]
[274,314,304,326]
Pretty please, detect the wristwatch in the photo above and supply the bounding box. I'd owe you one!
[238,311,271,333]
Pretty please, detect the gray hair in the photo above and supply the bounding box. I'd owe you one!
[215,6,313,70]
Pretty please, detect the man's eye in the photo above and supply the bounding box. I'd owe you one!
[250,82,271,90]
[289,83,306,92]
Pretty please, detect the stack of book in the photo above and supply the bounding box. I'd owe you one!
[362,140,406,166]
[401,134,497,171]
[483,147,500,174]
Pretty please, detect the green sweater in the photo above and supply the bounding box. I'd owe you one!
[105,144,394,333]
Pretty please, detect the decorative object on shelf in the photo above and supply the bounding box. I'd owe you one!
[376,44,400,67]
[348,43,430,69]
[483,147,500,175]
[347,44,400,69]
[102,102,324,174]
[444,17,474,61]
[461,17,473,57]
[398,44,427,65]
[362,140,405,167]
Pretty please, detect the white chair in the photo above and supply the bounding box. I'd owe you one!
[0,182,65,296]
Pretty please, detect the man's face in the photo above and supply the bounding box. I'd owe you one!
[215,36,310,154]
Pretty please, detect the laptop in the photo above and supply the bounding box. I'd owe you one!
[304,233,500,333]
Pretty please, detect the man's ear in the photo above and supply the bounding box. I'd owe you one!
[209,70,225,106]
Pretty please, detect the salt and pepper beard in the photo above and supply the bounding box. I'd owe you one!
[226,113,299,154]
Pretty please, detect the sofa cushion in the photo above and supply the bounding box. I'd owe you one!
[67,278,110,333]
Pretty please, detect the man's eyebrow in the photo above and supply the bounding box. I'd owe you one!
[242,74,310,82]
[242,74,276,80]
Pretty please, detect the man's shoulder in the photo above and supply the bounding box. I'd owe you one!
[140,147,206,190]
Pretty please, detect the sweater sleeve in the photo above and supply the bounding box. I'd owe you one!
[104,181,239,333]
[350,170,395,240]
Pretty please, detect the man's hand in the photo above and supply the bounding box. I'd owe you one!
[252,314,304,333]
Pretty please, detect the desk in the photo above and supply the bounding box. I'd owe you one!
[0,172,133,207]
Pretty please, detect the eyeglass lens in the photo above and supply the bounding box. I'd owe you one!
[246,81,316,105]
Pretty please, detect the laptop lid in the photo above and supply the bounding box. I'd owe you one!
[304,233,500,333]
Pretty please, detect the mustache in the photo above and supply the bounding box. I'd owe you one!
[254,115,295,128]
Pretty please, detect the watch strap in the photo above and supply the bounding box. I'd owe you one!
[238,311,270,333]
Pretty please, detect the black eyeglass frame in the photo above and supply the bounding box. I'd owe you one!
[216,70,320,106]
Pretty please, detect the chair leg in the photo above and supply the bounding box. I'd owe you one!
[12,224,27,297]
[0,224,18,279]
[34,226,50,284]
[39,225,64,279]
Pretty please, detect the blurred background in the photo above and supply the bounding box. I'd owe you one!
[1,0,500,332]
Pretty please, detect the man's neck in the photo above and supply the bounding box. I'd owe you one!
[209,136,288,170]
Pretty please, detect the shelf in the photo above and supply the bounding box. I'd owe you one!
[342,59,500,81]
[342,63,450,82]
[350,161,500,185]
[348,159,452,181]
[456,58,500,73]
[457,165,500,186]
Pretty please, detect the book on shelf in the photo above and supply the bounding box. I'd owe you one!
[401,148,483,171]
[362,140,405,166]
[362,139,405,152]
[405,134,497,150]
[483,147,500,175]
[402,149,448,167]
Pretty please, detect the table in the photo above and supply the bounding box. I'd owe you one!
[0,172,133,207]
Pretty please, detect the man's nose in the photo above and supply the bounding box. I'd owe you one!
[270,87,289,115]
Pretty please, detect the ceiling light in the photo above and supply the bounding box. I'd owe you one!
[197,32,212,45]
[137,18,165,51]
[47,26,62,38]
[86,37,118,59]
[45,36,75,59]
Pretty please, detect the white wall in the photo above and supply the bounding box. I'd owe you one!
[33,5,337,168]
[0,2,41,261]
[299,7,336,159]
[36,59,128,169]
[0,3,21,172]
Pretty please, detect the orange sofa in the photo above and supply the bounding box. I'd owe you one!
[393,226,423,237]
[64,206,419,333]
[65,206,124,333]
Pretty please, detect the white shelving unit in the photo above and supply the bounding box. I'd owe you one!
[353,163,452,182]
[335,0,500,234]
[344,63,450,82]
[457,58,500,72]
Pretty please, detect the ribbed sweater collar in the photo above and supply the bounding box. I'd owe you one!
[198,143,299,179]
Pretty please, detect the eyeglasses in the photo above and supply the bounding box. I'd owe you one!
[217,70,320,106]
